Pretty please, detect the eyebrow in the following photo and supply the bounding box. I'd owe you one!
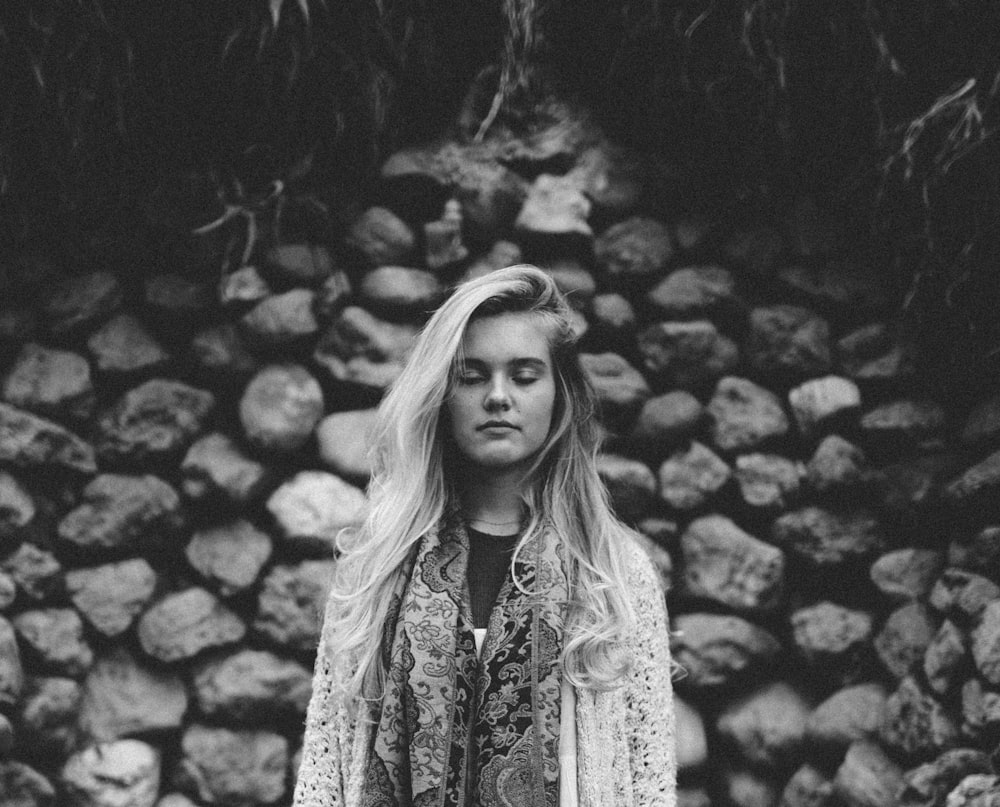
[458,357,549,370]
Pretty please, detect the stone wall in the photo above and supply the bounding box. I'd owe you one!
[1,117,999,807]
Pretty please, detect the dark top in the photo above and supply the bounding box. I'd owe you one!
[466,526,519,629]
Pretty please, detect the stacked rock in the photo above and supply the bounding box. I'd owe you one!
[1,114,998,807]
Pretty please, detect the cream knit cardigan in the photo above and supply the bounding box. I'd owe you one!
[293,538,678,807]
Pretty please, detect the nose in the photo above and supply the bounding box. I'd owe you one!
[484,375,511,410]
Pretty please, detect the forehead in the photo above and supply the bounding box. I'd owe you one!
[459,312,553,363]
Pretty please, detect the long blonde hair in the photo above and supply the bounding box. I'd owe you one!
[328,265,637,702]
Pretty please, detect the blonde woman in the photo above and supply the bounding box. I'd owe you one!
[294,265,677,807]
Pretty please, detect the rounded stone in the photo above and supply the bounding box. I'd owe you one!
[137,588,246,663]
[578,352,651,432]
[716,681,812,768]
[345,206,416,267]
[681,515,785,612]
[316,409,378,480]
[266,471,367,553]
[218,265,271,306]
[806,682,888,748]
[837,322,915,383]
[806,435,866,492]
[0,402,96,474]
[879,676,960,759]
[359,266,444,316]
[788,375,861,435]
[833,740,904,807]
[264,243,335,284]
[189,323,259,381]
[239,288,319,348]
[637,320,740,391]
[96,379,215,464]
[86,314,170,375]
[771,506,883,567]
[239,364,324,453]
[185,519,273,596]
[870,549,946,603]
[594,216,673,289]
[657,441,731,511]
[860,399,947,450]
[180,432,269,504]
[13,608,93,677]
[65,559,157,636]
[781,765,834,807]
[748,304,832,379]
[734,453,804,511]
[176,724,287,807]
[670,613,782,690]
[646,265,738,319]
[514,174,593,240]
[0,470,35,536]
[539,259,597,305]
[596,454,657,522]
[590,293,636,334]
[707,376,790,453]
[0,616,25,706]
[929,569,1000,620]
[874,602,938,680]
[0,760,56,807]
[2,343,95,422]
[43,271,122,336]
[630,391,704,452]
[313,306,418,390]
[924,619,968,695]
[675,697,708,772]
[1,541,61,601]
[192,648,313,722]
[61,739,160,807]
[17,676,81,759]
[253,560,336,651]
[791,601,873,679]
[972,600,1000,686]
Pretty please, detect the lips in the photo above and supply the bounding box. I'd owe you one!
[477,421,518,431]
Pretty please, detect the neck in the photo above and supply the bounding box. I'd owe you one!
[460,467,527,530]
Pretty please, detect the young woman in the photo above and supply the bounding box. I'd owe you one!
[294,265,677,807]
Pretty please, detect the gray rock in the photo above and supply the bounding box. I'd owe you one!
[0,760,56,807]
[721,766,781,807]
[833,740,904,807]
[748,304,832,378]
[568,144,645,219]
[578,352,650,431]
[264,243,335,285]
[860,399,948,451]
[735,453,804,511]
[86,314,170,375]
[924,619,968,695]
[875,602,938,679]
[595,217,673,289]
[155,795,198,807]
[61,739,160,807]
[961,678,1000,739]
[675,697,708,772]
[2,343,95,421]
[0,402,96,473]
[806,435,866,492]
[838,322,915,383]
[707,376,790,453]
[948,526,1000,579]
[345,206,416,266]
[189,322,259,380]
[596,454,657,522]
[186,519,272,596]
[637,320,740,390]
[880,676,960,759]
[971,601,1000,686]
[424,199,469,270]
[58,474,183,553]
[144,272,214,318]
[0,471,35,536]
[681,515,785,612]
[313,306,418,390]
[0,541,61,601]
[0,615,24,706]
[316,408,378,480]
[716,681,811,768]
[806,683,888,749]
[870,549,946,602]
[788,376,861,435]
[670,612,782,690]
[192,648,312,722]
[137,588,245,663]
[180,432,268,503]
[646,265,739,319]
[18,676,81,758]
[239,363,324,453]
[96,380,215,463]
[630,391,704,452]
[772,506,883,567]
[313,269,354,321]
[65,559,157,636]
[239,288,319,347]
[266,471,367,553]
[780,765,835,807]
[175,724,287,807]
[961,392,1000,448]
[77,647,187,742]
[943,449,1000,510]
[791,601,873,682]
[590,293,637,335]
[657,441,731,511]
[359,266,444,316]
[13,608,93,677]
[218,265,271,306]
[929,570,1000,620]
[253,560,336,651]
[943,774,1000,807]
[514,173,592,241]
[43,271,122,335]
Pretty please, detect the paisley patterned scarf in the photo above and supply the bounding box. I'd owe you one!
[362,514,568,807]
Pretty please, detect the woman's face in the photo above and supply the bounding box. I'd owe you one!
[446,312,557,476]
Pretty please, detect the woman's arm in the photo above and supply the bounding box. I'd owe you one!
[624,541,678,807]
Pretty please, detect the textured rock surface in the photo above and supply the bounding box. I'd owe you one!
[137,589,246,663]
[175,725,287,806]
[61,739,160,807]
[185,520,272,596]
[239,364,324,453]
[65,559,157,636]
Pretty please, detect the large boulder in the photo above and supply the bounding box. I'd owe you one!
[266,471,367,554]
[61,739,160,807]
[191,648,312,723]
[239,363,324,453]
[0,403,96,474]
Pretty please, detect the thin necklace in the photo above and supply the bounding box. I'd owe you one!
[464,515,523,528]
